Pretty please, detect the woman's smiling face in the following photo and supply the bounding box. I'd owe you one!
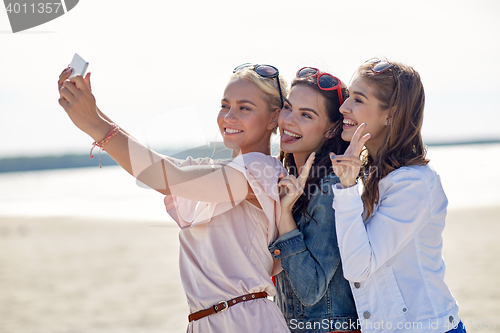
[339,76,391,155]
[279,84,333,156]
[217,78,278,154]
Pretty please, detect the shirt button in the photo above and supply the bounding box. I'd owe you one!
[449,316,454,323]
[354,282,361,289]
[403,308,407,312]
[363,311,371,319]
[274,249,281,256]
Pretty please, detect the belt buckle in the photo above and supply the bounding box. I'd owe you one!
[214,300,228,313]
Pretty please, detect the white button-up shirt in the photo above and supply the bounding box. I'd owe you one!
[332,164,460,333]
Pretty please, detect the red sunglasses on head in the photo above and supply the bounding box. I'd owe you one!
[296,67,343,105]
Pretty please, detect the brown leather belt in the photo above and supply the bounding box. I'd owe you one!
[188,292,268,322]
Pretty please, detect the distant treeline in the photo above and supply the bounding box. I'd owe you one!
[1,139,499,173]
[0,143,233,173]
[0,153,117,173]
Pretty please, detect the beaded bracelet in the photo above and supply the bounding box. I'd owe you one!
[90,123,120,168]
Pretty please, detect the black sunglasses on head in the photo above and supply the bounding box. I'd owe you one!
[233,63,284,108]
[365,58,398,83]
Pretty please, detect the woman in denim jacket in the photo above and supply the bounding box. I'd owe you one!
[269,68,360,333]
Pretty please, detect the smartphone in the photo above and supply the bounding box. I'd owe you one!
[68,53,89,79]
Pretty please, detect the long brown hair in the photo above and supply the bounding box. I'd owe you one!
[278,73,349,217]
[357,60,429,218]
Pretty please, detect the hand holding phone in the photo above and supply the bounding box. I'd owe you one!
[68,53,89,79]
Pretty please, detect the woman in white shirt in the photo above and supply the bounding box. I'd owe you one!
[329,59,466,333]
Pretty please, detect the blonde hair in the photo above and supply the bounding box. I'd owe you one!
[230,67,288,133]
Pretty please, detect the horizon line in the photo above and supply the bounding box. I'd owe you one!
[1,138,500,161]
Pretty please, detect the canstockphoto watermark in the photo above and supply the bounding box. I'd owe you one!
[289,318,359,331]
[358,318,464,331]
[289,318,481,331]
[3,0,79,33]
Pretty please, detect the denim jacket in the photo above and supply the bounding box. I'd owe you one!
[269,174,358,333]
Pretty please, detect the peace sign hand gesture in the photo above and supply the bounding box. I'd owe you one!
[277,152,315,236]
[279,152,315,211]
[330,123,371,188]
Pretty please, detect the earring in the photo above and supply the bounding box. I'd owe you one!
[385,120,388,126]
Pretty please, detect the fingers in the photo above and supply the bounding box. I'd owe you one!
[278,175,299,189]
[350,123,367,145]
[58,67,72,89]
[330,154,363,167]
[297,152,315,188]
[329,152,361,188]
[354,133,372,156]
[331,160,363,168]
[59,74,93,104]
[330,154,362,172]
[340,124,371,157]
[62,80,80,94]
[278,175,302,196]
[59,66,70,78]
[59,84,76,103]
[59,79,83,103]
[58,67,92,93]
[84,72,92,91]
[58,97,69,109]
[70,75,91,93]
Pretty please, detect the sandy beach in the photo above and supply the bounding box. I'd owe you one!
[1,206,499,333]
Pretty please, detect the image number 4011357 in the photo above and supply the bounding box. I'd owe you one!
[3,0,79,33]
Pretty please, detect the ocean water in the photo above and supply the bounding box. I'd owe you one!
[0,165,169,222]
[1,144,499,222]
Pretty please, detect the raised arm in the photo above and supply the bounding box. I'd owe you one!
[275,153,315,236]
[270,181,343,305]
[57,69,247,203]
[270,154,342,305]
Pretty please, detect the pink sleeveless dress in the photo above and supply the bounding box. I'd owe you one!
[164,152,290,333]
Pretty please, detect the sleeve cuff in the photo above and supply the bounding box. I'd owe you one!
[332,182,363,212]
[268,229,306,260]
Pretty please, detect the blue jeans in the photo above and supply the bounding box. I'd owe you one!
[447,321,466,333]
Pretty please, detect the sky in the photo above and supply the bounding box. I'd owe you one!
[0,0,499,158]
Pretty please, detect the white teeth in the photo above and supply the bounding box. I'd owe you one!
[225,128,243,134]
[284,130,302,138]
[343,119,357,126]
